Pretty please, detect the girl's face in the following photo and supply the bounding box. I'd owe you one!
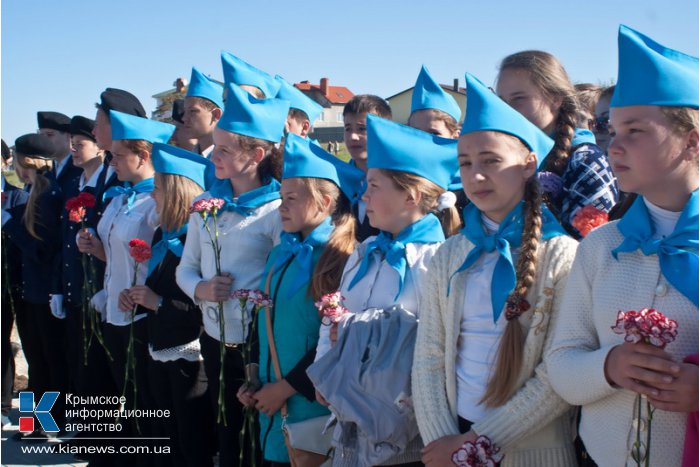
[70,135,102,167]
[362,168,420,236]
[211,128,257,180]
[14,163,30,184]
[497,68,560,135]
[458,131,537,223]
[109,140,146,183]
[151,173,165,216]
[279,177,329,237]
[608,105,697,200]
[409,109,460,138]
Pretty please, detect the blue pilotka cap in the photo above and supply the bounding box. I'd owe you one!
[275,75,324,124]
[109,110,175,143]
[283,133,365,201]
[216,82,290,143]
[366,114,459,190]
[220,51,281,98]
[611,25,698,109]
[151,143,216,190]
[461,73,554,167]
[411,65,462,122]
[186,67,225,109]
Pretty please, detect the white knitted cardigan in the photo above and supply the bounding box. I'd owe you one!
[412,233,579,467]
[546,220,698,467]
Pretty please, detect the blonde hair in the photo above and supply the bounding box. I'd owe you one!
[499,50,580,175]
[15,154,53,240]
[379,169,461,237]
[302,178,357,301]
[156,173,204,231]
[660,106,699,135]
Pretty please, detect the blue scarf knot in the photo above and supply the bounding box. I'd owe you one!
[612,191,698,307]
[348,214,445,300]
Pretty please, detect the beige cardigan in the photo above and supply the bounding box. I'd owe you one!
[546,220,698,467]
[412,233,579,467]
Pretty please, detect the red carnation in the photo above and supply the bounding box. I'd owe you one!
[68,206,86,224]
[65,197,80,212]
[77,192,96,208]
[128,238,152,264]
[572,205,609,237]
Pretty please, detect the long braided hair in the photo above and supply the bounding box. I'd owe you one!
[480,175,543,407]
[499,51,580,176]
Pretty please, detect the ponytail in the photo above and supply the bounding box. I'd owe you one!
[306,179,357,302]
[235,134,284,181]
[15,154,53,240]
[480,177,542,407]
[379,169,461,237]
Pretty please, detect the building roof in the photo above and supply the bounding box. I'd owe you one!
[295,80,354,105]
[385,83,466,101]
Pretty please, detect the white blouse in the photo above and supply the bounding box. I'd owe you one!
[456,215,517,423]
[315,236,441,360]
[176,192,283,344]
[96,192,159,326]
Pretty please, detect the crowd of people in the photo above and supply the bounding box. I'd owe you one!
[1,23,697,467]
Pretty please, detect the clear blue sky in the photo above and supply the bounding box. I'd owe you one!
[2,0,698,144]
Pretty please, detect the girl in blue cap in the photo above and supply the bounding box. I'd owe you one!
[413,73,578,467]
[77,111,175,450]
[236,134,360,466]
[3,134,68,436]
[546,25,698,467]
[496,50,618,239]
[176,83,289,467]
[118,143,216,467]
[309,115,461,467]
[407,66,461,139]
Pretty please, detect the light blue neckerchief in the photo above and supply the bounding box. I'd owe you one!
[147,224,188,277]
[272,217,333,298]
[449,201,568,322]
[612,190,698,307]
[208,177,281,217]
[348,213,445,300]
[102,178,155,212]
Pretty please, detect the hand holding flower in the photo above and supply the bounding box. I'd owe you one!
[646,362,698,413]
[195,273,233,302]
[128,285,161,311]
[605,342,679,396]
[421,432,478,467]
[253,379,295,417]
[118,289,135,312]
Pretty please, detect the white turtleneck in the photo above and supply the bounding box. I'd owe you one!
[644,197,681,240]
